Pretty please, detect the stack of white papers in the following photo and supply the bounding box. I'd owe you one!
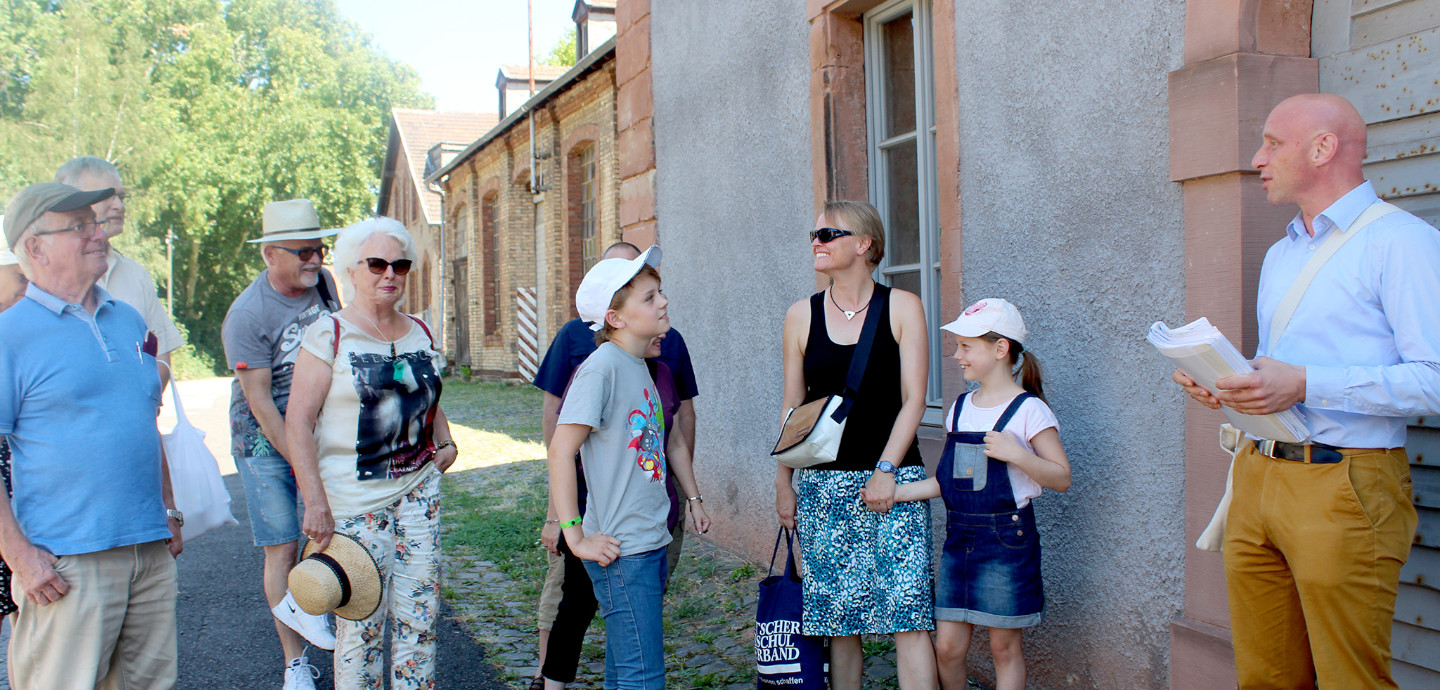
[1147,318,1309,443]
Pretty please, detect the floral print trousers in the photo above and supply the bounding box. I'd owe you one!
[334,470,442,689]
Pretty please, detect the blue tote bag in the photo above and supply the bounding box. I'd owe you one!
[755,527,828,689]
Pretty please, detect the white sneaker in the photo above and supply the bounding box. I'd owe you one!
[282,655,319,690]
[272,590,337,650]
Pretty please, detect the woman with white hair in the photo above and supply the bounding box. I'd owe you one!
[285,216,457,689]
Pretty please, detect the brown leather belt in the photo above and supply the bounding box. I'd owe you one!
[1255,439,1345,464]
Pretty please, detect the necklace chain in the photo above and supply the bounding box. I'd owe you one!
[829,284,872,321]
[355,310,397,358]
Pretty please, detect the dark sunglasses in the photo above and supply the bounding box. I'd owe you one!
[274,245,326,261]
[809,227,855,243]
[364,257,413,275]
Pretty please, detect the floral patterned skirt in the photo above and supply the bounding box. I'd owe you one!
[795,466,934,637]
[333,468,442,690]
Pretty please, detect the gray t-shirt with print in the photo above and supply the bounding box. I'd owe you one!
[557,341,673,557]
[221,269,338,459]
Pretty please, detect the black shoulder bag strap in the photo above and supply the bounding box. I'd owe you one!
[316,269,338,311]
[831,285,888,423]
[991,392,1035,432]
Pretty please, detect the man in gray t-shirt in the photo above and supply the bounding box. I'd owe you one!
[557,341,673,557]
[219,199,339,688]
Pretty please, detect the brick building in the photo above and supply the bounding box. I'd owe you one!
[376,108,496,326]
[430,40,620,380]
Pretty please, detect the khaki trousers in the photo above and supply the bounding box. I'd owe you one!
[9,539,177,690]
[1224,442,1416,689]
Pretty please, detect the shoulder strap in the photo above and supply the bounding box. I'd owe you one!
[842,286,887,397]
[1267,201,1400,353]
[950,392,969,430]
[316,269,338,311]
[406,314,437,350]
[330,315,341,358]
[992,392,1034,432]
[830,286,888,423]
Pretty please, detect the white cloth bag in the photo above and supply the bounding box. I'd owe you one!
[162,379,238,541]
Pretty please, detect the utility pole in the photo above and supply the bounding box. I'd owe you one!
[165,227,174,319]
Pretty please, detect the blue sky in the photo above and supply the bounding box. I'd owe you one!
[334,0,576,113]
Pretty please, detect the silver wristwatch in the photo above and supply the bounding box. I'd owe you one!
[166,509,185,527]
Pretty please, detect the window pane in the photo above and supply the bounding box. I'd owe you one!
[883,12,916,139]
[884,140,920,265]
[889,269,921,296]
[580,145,599,271]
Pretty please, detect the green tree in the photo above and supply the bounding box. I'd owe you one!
[541,27,576,67]
[0,0,433,371]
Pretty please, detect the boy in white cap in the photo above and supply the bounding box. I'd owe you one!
[545,246,709,690]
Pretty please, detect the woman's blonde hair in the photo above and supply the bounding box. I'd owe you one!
[822,200,885,267]
[596,264,662,345]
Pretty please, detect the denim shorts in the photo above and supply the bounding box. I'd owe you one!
[234,455,303,547]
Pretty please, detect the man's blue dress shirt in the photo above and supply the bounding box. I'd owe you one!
[1256,181,1440,448]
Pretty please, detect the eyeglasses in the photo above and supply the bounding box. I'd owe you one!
[273,245,327,262]
[364,257,412,275]
[809,227,855,243]
[33,219,106,240]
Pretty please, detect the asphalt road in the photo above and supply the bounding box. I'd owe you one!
[164,378,508,690]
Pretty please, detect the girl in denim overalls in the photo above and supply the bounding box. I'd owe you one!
[878,299,1072,690]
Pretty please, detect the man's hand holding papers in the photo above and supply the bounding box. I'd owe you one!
[1212,357,1307,416]
[1148,318,1309,443]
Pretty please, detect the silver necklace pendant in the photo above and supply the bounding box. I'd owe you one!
[842,310,857,320]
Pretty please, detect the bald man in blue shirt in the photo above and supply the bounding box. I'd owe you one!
[1175,93,1438,689]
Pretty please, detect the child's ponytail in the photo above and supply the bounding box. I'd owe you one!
[980,332,1047,402]
[1016,349,1045,403]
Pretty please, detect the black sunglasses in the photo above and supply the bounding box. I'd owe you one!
[809,227,855,243]
[274,245,326,261]
[364,257,413,275]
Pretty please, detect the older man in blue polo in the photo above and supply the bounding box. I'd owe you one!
[0,182,183,689]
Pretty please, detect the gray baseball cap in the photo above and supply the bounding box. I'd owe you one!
[3,182,115,249]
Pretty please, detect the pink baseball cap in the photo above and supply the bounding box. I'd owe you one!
[941,298,1027,346]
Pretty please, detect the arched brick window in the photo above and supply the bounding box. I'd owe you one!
[481,192,500,336]
[567,142,599,300]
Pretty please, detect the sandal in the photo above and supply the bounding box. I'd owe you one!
[529,675,546,690]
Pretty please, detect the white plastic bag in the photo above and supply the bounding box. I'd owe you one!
[163,378,238,541]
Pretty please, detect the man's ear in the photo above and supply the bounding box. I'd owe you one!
[1311,132,1340,167]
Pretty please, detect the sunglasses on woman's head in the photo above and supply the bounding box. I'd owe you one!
[364,257,413,275]
[810,227,854,243]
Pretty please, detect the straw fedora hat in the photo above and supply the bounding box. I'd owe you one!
[289,533,383,621]
[247,198,340,243]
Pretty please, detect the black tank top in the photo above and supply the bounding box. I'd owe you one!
[801,284,923,472]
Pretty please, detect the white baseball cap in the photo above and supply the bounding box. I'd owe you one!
[0,215,15,266]
[576,244,663,331]
[941,298,1027,346]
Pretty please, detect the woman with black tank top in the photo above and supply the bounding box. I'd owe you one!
[776,201,937,690]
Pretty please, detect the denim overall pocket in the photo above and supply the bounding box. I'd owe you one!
[951,440,988,491]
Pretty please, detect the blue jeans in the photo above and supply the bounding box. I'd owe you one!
[234,455,303,546]
[583,547,668,690]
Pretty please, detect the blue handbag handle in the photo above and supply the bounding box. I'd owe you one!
[768,526,800,580]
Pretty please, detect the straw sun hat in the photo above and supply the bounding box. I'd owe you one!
[289,533,383,621]
[247,198,340,243]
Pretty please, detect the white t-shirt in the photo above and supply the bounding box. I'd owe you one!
[945,392,1059,509]
[300,314,446,519]
[99,250,185,355]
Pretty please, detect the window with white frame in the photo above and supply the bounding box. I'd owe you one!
[865,0,943,409]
